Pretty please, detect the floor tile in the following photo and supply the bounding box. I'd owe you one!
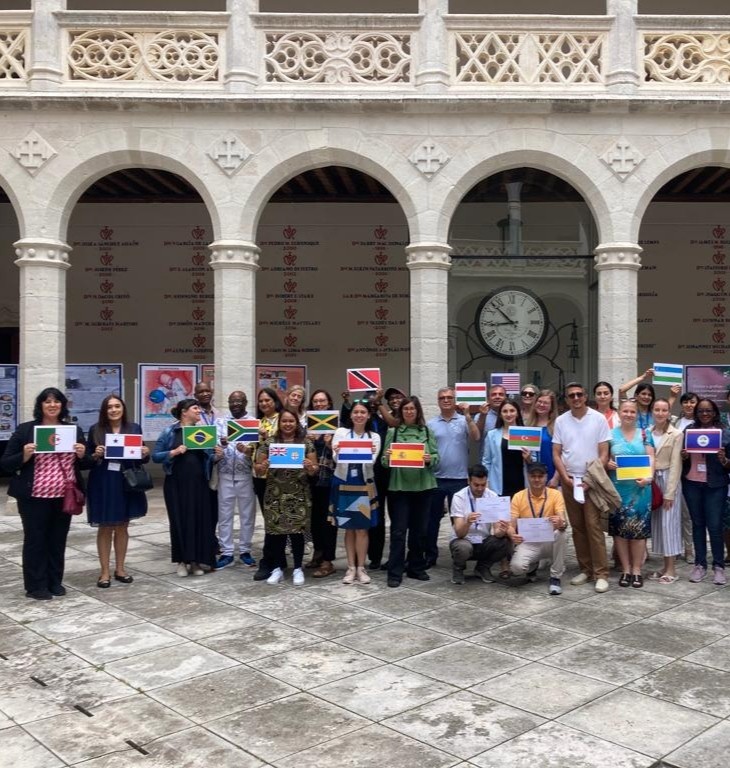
[406,604,517,639]
[236,591,339,621]
[0,726,64,768]
[199,621,320,662]
[469,619,587,661]
[651,601,730,635]
[279,602,390,639]
[469,588,562,618]
[579,588,683,617]
[61,623,185,664]
[336,621,454,661]
[353,590,449,618]
[663,719,730,768]
[684,636,730,672]
[150,604,258,640]
[601,618,721,659]
[25,605,143,642]
[531,603,637,636]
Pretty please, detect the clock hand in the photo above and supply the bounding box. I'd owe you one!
[496,307,517,325]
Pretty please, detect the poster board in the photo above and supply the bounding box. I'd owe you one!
[65,364,123,434]
[137,363,198,440]
[0,365,18,440]
[256,364,307,398]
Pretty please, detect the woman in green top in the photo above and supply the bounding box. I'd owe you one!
[382,396,439,587]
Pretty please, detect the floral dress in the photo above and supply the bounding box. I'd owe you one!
[609,427,654,540]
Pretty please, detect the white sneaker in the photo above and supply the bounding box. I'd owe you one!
[176,563,189,578]
[190,563,204,577]
[356,567,371,584]
[594,578,609,593]
[267,567,284,585]
[292,568,305,586]
[570,573,589,586]
[342,566,356,585]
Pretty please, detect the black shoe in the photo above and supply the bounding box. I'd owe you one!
[406,570,430,581]
[49,585,66,596]
[618,573,631,588]
[26,590,52,600]
[368,561,381,570]
[379,560,389,571]
[253,568,272,581]
[114,573,134,584]
[387,576,401,588]
[425,558,437,570]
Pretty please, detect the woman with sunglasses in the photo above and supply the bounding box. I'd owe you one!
[519,386,538,424]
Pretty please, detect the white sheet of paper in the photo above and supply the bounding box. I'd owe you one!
[107,462,121,472]
[475,496,511,523]
[572,475,585,503]
[518,517,555,543]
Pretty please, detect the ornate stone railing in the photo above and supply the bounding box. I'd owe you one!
[252,14,419,86]
[640,17,730,85]
[0,12,30,83]
[56,11,227,85]
[447,16,611,87]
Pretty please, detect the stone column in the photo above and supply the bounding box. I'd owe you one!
[605,0,640,93]
[29,0,65,89]
[405,243,452,414]
[210,241,260,402]
[594,242,642,387]
[225,0,259,92]
[415,0,450,91]
[14,239,71,419]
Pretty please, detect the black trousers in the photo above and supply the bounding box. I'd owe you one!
[387,489,433,579]
[310,485,337,561]
[17,497,72,594]
[367,465,389,565]
[263,532,305,571]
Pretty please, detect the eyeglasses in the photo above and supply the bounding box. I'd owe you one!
[521,391,536,397]
[697,409,714,414]
[566,392,585,399]
[438,396,454,401]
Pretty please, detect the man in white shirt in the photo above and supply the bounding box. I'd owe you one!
[449,464,512,584]
[553,382,611,593]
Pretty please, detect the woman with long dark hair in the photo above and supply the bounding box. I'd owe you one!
[87,394,149,588]
[253,387,283,511]
[619,370,655,429]
[1,387,87,599]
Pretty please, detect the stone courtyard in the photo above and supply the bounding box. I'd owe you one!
[1,488,729,768]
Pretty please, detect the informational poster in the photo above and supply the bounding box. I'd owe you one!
[0,364,18,440]
[65,364,123,433]
[138,364,198,440]
[256,364,306,397]
[685,364,730,404]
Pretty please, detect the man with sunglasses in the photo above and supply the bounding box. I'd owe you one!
[553,382,611,593]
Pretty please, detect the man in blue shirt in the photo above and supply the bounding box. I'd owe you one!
[426,386,480,567]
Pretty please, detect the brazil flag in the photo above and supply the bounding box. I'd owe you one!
[182,425,217,450]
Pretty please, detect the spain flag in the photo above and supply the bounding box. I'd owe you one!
[389,442,425,469]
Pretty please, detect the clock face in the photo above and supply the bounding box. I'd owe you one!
[475,287,548,359]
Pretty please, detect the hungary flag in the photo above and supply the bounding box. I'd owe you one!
[182,425,217,450]
[34,425,76,453]
[455,383,487,404]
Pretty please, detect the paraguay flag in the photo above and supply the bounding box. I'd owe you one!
[455,383,487,404]
[227,419,260,443]
[337,439,374,464]
[653,363,683,387]
[182,425,217,450]
[347,368,381,392]
[685,429,723,453]
[269,443,306,469]
[508,426,542,451]
[615,454,652,481]
[389,442,425,468]
[105,433,143,459]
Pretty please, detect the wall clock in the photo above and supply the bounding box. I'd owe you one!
[475,286,548,359]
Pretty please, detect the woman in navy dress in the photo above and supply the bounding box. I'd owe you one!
[86,395,149,588]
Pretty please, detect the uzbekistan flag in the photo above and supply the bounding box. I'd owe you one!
[685,429,723,453]
[490,373,521,394]
[347,367,381,392]
[653,363,683,386]
[182,425,217,450]
[306,411,339,433]
[338,439,374,464]
[389,442,425,469]
[105,433,143,459]
[615,454,652,481]
[227,419,260,443]
[507,426,542,451]
[269,443,306,469]
[34,425,76,453]
[455,383,487,404]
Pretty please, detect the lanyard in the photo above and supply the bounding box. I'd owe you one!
[467,489,480,529]
[527,491,547,518]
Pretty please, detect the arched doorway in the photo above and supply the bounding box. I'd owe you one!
[255,165,410,397]
[448,168,599,394]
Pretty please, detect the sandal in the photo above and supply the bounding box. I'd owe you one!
[618,573,631,588]
[648,571,665,581]
[658,574,678,584]
[305,556,323,570]
[312,561,335,578]
[499,570,510,580]
[631,574,644,588]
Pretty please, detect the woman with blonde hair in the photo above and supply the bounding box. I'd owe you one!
[526,389,559,487]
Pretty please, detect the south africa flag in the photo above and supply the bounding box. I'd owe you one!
[227,419,260,443]
[182,425,217,450]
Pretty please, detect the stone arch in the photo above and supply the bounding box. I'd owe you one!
[0,170,26,241]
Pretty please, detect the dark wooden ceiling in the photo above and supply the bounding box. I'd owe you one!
[0,165,729,205]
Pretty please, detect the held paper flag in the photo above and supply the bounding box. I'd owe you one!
[507,426,543,451]
[615,454,652,481]
[685,429,723,454]
[269,443,306,469]
[337,439,374,464]
[105,433,143,459]
[227,419,260,443]
[653,363,683,386]
[455,383,487,405]
[182,425,217,450]
[306,411,339,433]
[490,373,521,395]
[389,442,425,469]
[34,425,77,453]
[347,368,381,392]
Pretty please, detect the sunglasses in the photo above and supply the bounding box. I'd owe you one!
[566,392,585,399]
[521,391,536,397]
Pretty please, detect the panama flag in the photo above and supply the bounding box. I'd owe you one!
[347,368,382,392]
[653,363,683,387]
[306,411,339,433]
[182,425,217,450]
[615,454,653,481]
[455,383,487,405]
[389,442,425,469]
[269,443,305,469]
[685,429,723,454]
[105,433,143,459]
[227,419,260,443]
[508,426,543,451]
[34,425,76,453]
[337,439,374,464]
[490,373,521,395]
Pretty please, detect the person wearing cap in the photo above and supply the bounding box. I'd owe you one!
[508,462,568,595]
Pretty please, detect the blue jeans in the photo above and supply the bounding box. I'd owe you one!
[682,479,726,569]
[427,478,468,565]
[387,490,433,579]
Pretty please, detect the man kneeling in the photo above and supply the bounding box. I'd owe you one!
[450,464,512,584]
[509,462,568,595]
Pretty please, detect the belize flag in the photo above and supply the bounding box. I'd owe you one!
[455,383,487,404]
[227,419,260,443]
[389,442,425,468]
[507,426,542,451]
[615,455,652,481]
[34,425,77,453]
[269,443,306,468]
[337,439,374,464]
[685,429,723,453]
[105,433,143,459]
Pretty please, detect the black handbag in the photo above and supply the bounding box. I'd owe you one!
[122,466,153,493]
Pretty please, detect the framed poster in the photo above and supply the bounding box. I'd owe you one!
[0,365,18,441]
[256,364,307,398]
[65,364,123,434]
[685,365,730,404]
[200,364,215,388]
[137,364,198,440]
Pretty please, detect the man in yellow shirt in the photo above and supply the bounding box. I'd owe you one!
[509,463,568,595]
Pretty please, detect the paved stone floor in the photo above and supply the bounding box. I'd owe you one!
[1,488,729,768]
